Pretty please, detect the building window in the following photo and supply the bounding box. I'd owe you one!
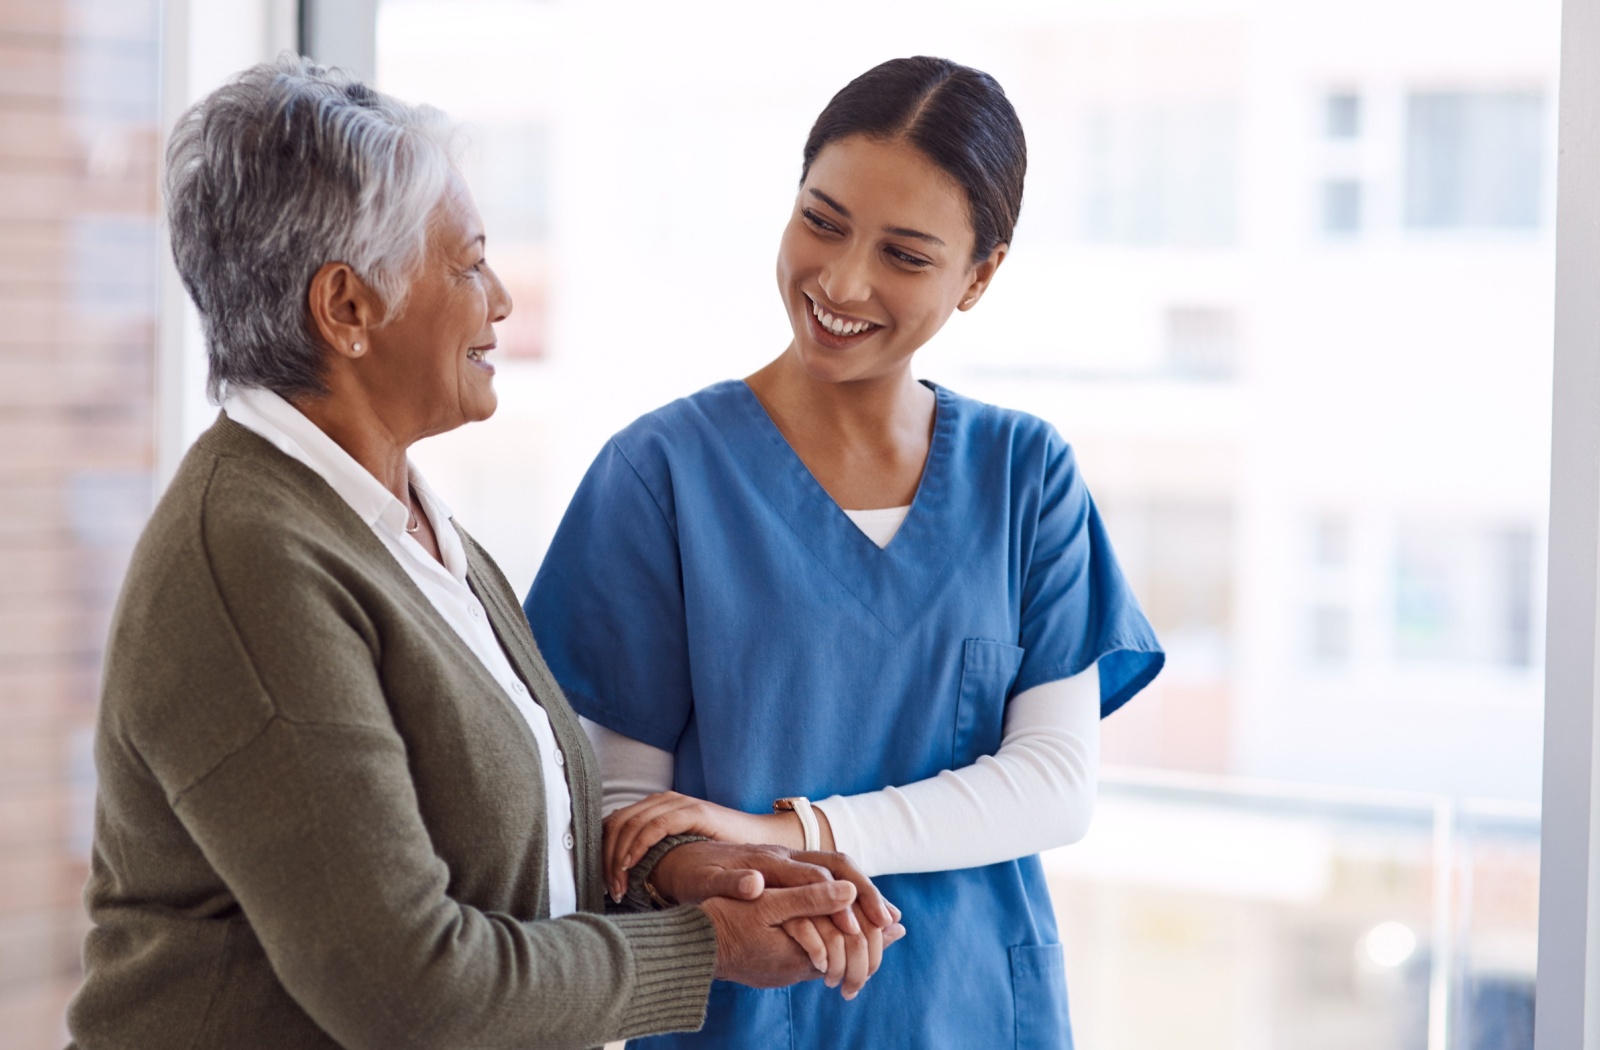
[1322,179,1362,234]
[1312,512,1352,568]
[1077,101,1239,247]
[1394,523,1540,666]
[1325,92,1361,138]
[1164,306,1238,379]
[1404,91,1543,230]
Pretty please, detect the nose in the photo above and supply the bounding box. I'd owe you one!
[486,262,513,323]
[817,243,872,307]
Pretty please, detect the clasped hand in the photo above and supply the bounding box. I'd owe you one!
[639,836,905,1000]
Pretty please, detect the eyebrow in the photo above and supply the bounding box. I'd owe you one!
[463,233,485,252]
[807,189,947,247]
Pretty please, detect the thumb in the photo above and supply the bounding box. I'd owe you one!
[758,880,856,924]
[701,867,764,900]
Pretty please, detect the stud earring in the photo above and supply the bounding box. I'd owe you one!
[351,341,363,355]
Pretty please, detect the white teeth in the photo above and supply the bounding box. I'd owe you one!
[810,297,872,337]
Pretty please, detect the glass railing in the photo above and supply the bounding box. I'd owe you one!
[1046,768,1538,1050]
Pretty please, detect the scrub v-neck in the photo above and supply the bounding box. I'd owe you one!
[728,379,959,637]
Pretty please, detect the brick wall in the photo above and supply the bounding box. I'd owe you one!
[0,1,160,1046]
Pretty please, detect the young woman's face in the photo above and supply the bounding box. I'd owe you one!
[775,133,1003,386]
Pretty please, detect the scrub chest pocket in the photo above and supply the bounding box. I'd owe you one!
[953,638,1026,767]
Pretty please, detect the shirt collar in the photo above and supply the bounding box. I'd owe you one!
[222,387,457,556]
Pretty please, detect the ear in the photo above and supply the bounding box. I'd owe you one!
[307,262,381,362]
[956,243,1008,312]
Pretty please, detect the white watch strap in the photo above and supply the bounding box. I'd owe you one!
[779,796,820,851]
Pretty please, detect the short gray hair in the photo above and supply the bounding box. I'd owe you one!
[164,54,461,401]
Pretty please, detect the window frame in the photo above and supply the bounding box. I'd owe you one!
[1535,0,1600,1045]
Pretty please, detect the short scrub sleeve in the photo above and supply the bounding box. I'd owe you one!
[1015,432,1165,717]
[523,440,692,752]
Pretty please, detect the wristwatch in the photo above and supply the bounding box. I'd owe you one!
[773,796,820,851]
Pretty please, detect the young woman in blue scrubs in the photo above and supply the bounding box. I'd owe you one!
[525,57,1164,1049]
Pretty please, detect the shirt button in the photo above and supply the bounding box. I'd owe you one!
[554,750,565,767]
[512,680,526,695]
[470,606,481,619]
[562,831,575,850]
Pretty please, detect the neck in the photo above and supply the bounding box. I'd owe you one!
[747,349,934,447]
[289,388,414,505]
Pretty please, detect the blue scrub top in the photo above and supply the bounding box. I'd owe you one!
[526,380,1163,1050]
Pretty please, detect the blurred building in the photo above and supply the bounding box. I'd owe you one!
[0,1,161,1045]
[0,0,1555,1046]
[378,1,1553,1046]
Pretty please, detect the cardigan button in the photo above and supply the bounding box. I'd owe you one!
[553,749,565,767]
[562,831,574,850]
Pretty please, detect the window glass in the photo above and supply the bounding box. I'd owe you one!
[1405,91,1545,229]
[0,0,162,1044]
[377,1,1555,1045]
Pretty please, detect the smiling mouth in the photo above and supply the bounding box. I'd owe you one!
[466,343,494,363]
[806,294,881,338]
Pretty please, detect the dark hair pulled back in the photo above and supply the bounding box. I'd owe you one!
[801,56,1027,263]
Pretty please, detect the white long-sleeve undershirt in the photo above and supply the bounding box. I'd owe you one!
[583,669,1099,878]
[581,502,1102,878]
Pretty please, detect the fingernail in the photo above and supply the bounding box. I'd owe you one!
[813,957,827,972]
[844,989,857,1001]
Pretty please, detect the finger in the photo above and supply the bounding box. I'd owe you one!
[818,916,847,989]
[782,917,829,973]
[862,908,884,978]
[610,797,694,885]
[839,922,870,1000]
[757,880,855,924]
[797,852,895,929]
[883,922,906,946]
[603,799,672,897]
[608,796,679,874]
[737,851,834,889]
[699,866,765,901]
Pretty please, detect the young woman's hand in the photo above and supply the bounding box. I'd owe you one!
[604,791,804,902]
[782,900,905,1000]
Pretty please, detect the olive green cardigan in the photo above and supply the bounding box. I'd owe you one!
[67,416,716,1050]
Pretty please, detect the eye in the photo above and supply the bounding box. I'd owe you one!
[801,208,842,235]
[886,247,932,269]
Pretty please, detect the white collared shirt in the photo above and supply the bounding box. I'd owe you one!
[224,387,577,918]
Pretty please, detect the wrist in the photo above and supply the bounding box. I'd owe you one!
[626,834,710,910]
[766,811,808,850]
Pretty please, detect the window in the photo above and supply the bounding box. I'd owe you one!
[1404,91,1544,229]
[0,0,163,1043]
[1326,91,1362,138]
[1164,306,1238,379]
[1394,523,1541,666]
[1323,178,1362,234]
[1077,101,1240,247]
[324,2,1576,1046]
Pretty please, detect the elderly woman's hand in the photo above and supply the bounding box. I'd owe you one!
[649,841,904,999]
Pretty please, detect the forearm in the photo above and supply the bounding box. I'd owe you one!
[817,667,1100,877]
[179,719,715,1049]
[589,667,1100,879]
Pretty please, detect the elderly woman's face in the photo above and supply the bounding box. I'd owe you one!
[367,172,509,436]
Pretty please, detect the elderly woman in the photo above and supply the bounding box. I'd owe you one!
[65,57,900,1050]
